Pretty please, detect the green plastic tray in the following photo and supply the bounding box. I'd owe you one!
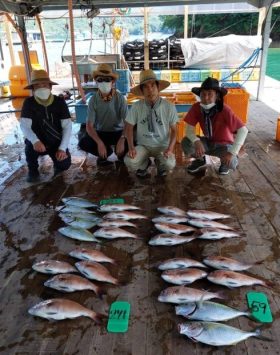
[100,198,125,205]
[247,291,273,323]
[107,301,130,333]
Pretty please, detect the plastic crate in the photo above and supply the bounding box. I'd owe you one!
[153,70,161,80]
[180,70,201,82]
[231,70,241,81]
[250,68,260,81]
[176,121,203,143]
[210,70,221,80]
[115,69,130,94]
[175,92,196,104]
[161,70,172,82]
[171,70,181,83]
[200,69,211,82]
[221,69,232,81]
[224,88,250,124]
[75,92,95,124]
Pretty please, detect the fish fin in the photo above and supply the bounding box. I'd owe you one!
[197,294,205,309]
[253,327,273,342]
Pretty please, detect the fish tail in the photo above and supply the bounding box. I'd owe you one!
[216,290,228,300]
[95,286,106,299]
[254,259,264,265]
[91,311,105,324]
[263,280,274,289]
[253,327,273,342]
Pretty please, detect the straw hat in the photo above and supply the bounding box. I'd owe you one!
[192,77,228,97]
[131,69,170,96]
[93,63,118,80]
[24,69,58,89]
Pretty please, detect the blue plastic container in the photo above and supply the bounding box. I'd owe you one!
[75,92,94,124]
[115,69,130,94]
[180,70,201,82]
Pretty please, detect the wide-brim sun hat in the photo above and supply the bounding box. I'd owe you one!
[131,69,170,96]
[192,77,228,97]
[93,63,118,80]
[24,69,58,89]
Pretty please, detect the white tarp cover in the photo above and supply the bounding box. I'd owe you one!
[180,35,262,69]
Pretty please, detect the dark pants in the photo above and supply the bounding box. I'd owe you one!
[78,127,128,158]
[25,139,71,172]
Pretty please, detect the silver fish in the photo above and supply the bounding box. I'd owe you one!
[154,222,195,235]
[149,234,196,246]
[158,286,224,304]
[161,268,207,285]
[186,210,231,220]
[99,204,140,212]
[158,257,207,270]
[69,247,115,264]
[32,260,76,274]
[44,274,102,297]
[203,256,259,271]
[58,226,100,242]
[104,211,147,220]
[62,197,98,208]
[61,217,99,229]
[195,228,240,240]
[178,322,265,346]
[175,301,250,321]
[28,298,103,323]
[58,205,95,214]
[152,215,189,224]
[157,206,187,216]
[98,220,137,228]
[207,270,271,288]
[59,211,101,222]
[75,261,118,285]
[188,219,234,230]
[93,227,138,239]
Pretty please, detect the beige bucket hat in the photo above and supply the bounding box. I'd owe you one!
[93,63,118,80]
[130,69,170,96]
[24,69,58,89]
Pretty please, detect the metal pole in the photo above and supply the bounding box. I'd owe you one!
[17,15,32,84]
[4,17,16,66]
[144,6,149,70]
[184,5,189,38]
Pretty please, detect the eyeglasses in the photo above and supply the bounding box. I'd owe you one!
[96,77,112,83]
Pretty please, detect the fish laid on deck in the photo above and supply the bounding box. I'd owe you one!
[60,216,99,229]
[154,222,196,235]
[188,219,234,230]
[152,215,189,224]
[186,210,231,220]
[44,274,103,297]
[157,206,187,216]
[69,247,116,264]
[58,226,100,242]
[58,205,96,214]
[28,298,103,323]
[158,286,224,304]
[149,234,196,246]
[98,220,137,228]
[158,257,207,270]
[75,261,118,285]
[195,228,240,240]
[93,227,138,239]
[62,197,98,209]
[99,204,140,212]
[104,211,147,220]
[178,322,267,346]
[203,256,260,271]
[32,260,76,274]
[59,211,101,222]
[207,270,272,288]
[161,268,207,285]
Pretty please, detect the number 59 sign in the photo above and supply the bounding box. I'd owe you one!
[246,292,273,323]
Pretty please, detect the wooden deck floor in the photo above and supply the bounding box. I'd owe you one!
[0,99,280,355]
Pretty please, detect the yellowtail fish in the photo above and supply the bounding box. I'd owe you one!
[93,227,138,239]
[195,228,241,240]
[186,210,231,220]
[149,234,196,246]
[158,257,207,270]
[154,222,196,235]
[44,274,103,297]
[62,197,98,208]
[188,219,234,230]
[32,260,76,274]
[158,286,224,304]
[99,204,140,212]
[28,298,103,323]
[175,301,251,321]
[61,216,99,229]
[203,256,261,271]
[157,206,187,216]
[59,211,101,222]
[152,215,189,224]
[69,247,116,264]
[104,211,147,220]
[75,261,118,285]
[58,205,96,214]
[58,226,100,242]
[207,270,272,288]
[178,322,268,346]
[161,268,207,285]
[98,220,137,228]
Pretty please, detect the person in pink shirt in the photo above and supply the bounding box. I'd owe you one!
[181,77,248,175]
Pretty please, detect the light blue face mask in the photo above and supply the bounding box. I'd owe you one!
[34,88,51,100]
[200,102,216,110]
[97,82,112,94]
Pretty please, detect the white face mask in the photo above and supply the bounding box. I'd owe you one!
[97,82,112,94]
[200,102,216,110]
[35,88,51,100]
